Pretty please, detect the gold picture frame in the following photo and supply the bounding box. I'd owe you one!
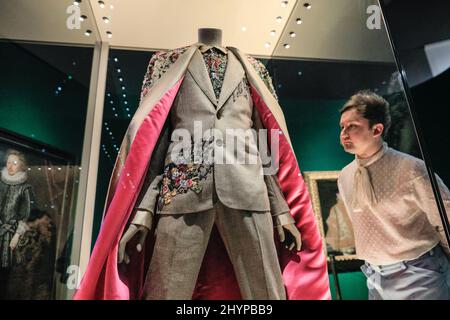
[304,171,358,262]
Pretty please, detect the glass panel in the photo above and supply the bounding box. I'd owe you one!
[380,0,450,252]
[0,0,98,299]
[93,48,153,246]
[89,0,430,299]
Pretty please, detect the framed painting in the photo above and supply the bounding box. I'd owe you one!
[0,129,78,299]
[304,171,358,262]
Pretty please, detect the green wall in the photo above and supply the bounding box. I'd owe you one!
[282,99,354,172]
[0,42,92,159]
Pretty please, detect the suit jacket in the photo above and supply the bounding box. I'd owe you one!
[133,47,290,216]
[74,42,330,300]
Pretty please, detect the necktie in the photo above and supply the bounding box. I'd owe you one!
[351,143,387,209]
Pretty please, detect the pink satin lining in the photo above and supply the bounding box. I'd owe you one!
[250,86,331,300]
[74,78,184,300]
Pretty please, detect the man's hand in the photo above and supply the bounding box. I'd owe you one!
[118,224,149,264]
[276,223,302,252]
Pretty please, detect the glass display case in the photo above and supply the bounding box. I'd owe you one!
[1,0,448,300]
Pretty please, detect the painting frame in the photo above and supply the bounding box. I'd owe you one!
[0,128,78,299]
[304,171,358,262]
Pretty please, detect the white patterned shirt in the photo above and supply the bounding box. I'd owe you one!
[338,144,450,265]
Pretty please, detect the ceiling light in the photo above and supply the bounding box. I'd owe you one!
[290,32,296,37]
[117,68,121,73]
[110,4,114,10]
[103,17,110,23]
[107,31,113,38]
[74,0,81,5]
[284,44,290,49]
[281,1,288,7]
[98,1,105,8]
[118,77,123,82]
[241,26,247,32]
[114,57,119,63]
[296,18,303,24]
[270,30,276,36]
[276,16,282,23]
[84,30,92,36]
[80,15,87,22]
[304,3,311,9]
[264,42,271,48]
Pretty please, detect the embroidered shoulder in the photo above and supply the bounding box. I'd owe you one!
[247,55,278,101]
[139,46,189,103]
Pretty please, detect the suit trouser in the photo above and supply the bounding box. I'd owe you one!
[361,245,450,300]
[142,200,286,300]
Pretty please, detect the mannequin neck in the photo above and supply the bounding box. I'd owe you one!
[198,28,223,47]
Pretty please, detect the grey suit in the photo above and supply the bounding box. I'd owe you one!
[133,46,291,300]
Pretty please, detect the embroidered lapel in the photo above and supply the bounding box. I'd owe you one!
[217,49,245,111]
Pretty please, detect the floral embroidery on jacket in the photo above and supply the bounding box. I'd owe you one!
[158,162,213,209]
[231,78,251,103]
[247,55,278,101]
[158,136,215,209]
[140,46,189,103]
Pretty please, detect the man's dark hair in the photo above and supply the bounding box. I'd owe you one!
[340,90,391,138]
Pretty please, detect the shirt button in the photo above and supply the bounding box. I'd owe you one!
[216,109,223,119]
[216,138,223,147]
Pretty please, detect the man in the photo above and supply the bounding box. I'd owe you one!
[338,90,450,300]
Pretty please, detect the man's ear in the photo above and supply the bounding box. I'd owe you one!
[372,123,384,138]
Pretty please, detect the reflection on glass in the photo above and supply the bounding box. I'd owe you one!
[325,193,355,256]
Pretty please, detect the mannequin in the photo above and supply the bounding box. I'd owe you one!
[198,28,223,47]
[117,28,300,299]
[74,28,330,300]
